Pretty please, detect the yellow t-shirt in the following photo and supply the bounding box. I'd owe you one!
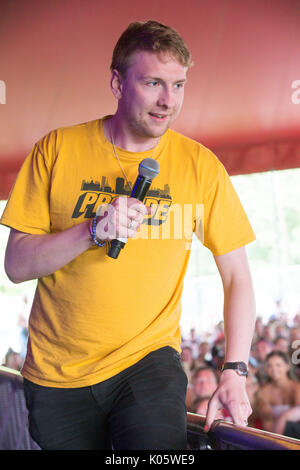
[0,117,255,387]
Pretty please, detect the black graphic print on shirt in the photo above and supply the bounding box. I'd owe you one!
[72,176,172,226]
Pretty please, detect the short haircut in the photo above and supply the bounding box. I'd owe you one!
[110,20,193,77]
[193,366,219,383]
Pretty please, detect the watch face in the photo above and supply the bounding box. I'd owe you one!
[237,363,248,375]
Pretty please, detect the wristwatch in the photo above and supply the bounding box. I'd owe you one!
[221,362,248,377]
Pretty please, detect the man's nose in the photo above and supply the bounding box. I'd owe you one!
[157,86,174,108]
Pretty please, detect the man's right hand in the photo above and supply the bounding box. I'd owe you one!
[95,196,152,241]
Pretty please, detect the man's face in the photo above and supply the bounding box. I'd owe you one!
[115,50,187,141]
[255,340,273,362]
[194,370,218,398]
[274,338,289,353]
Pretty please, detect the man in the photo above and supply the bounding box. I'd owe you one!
[254,337,274,385]
[1,20,256,449]
[187,366,219,413]
[193,367,219,401]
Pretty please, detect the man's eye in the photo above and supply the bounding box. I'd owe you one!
[147,81,159,87]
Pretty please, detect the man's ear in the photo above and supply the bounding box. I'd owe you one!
[110,69,123,100]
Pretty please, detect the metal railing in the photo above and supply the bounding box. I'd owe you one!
[187,412,300,450]
[1,366,300,450]
[0,366,40,450]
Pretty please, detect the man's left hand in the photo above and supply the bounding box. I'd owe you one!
[204,369,252,431]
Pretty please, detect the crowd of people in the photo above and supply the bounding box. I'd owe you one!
[181,308,300,439]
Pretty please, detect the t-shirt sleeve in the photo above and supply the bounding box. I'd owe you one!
[196,155,256,256]
[0,135,53,235]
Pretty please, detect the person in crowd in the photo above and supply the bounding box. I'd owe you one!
[273,335,290,354]
[188,328,201,359]
[180,345,195,383]
[181,328,201,361]
[293,313,300,328]
[290,326,300,343]
[262,324,274,344]
[187,366,219,412]
[273,321,289,340]
[193,366,219,400]
[254,351,300,433]
[2,348,23,371]
[194,341,214,369]
[252,316,264,343]
[253,337,274,385]
[272,405,300,437]
[245,369,262,428]
[210,332,226,371]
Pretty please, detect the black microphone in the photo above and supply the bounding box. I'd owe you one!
[108,158,160,259]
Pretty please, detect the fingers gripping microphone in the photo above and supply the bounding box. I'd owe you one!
[108,158,160,259]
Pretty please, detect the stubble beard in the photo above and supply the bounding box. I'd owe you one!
[132,114,173,141]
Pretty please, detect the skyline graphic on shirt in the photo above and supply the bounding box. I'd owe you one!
[80,176,172,199]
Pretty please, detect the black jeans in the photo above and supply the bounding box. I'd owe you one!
[23,346,188,450]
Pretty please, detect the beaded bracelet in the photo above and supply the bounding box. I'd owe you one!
[89,215,106,247]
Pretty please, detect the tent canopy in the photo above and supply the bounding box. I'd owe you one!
[0,0,300,199]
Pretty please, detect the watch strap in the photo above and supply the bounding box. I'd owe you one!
[221,361,248,377]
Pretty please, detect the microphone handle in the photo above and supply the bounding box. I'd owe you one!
[108,176,152,259]
[131,175,151,200]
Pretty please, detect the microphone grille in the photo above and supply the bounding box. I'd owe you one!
[139,158,160,180]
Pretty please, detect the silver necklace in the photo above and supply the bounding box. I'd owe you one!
[109,121,133,191]
[108,120,159,192]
